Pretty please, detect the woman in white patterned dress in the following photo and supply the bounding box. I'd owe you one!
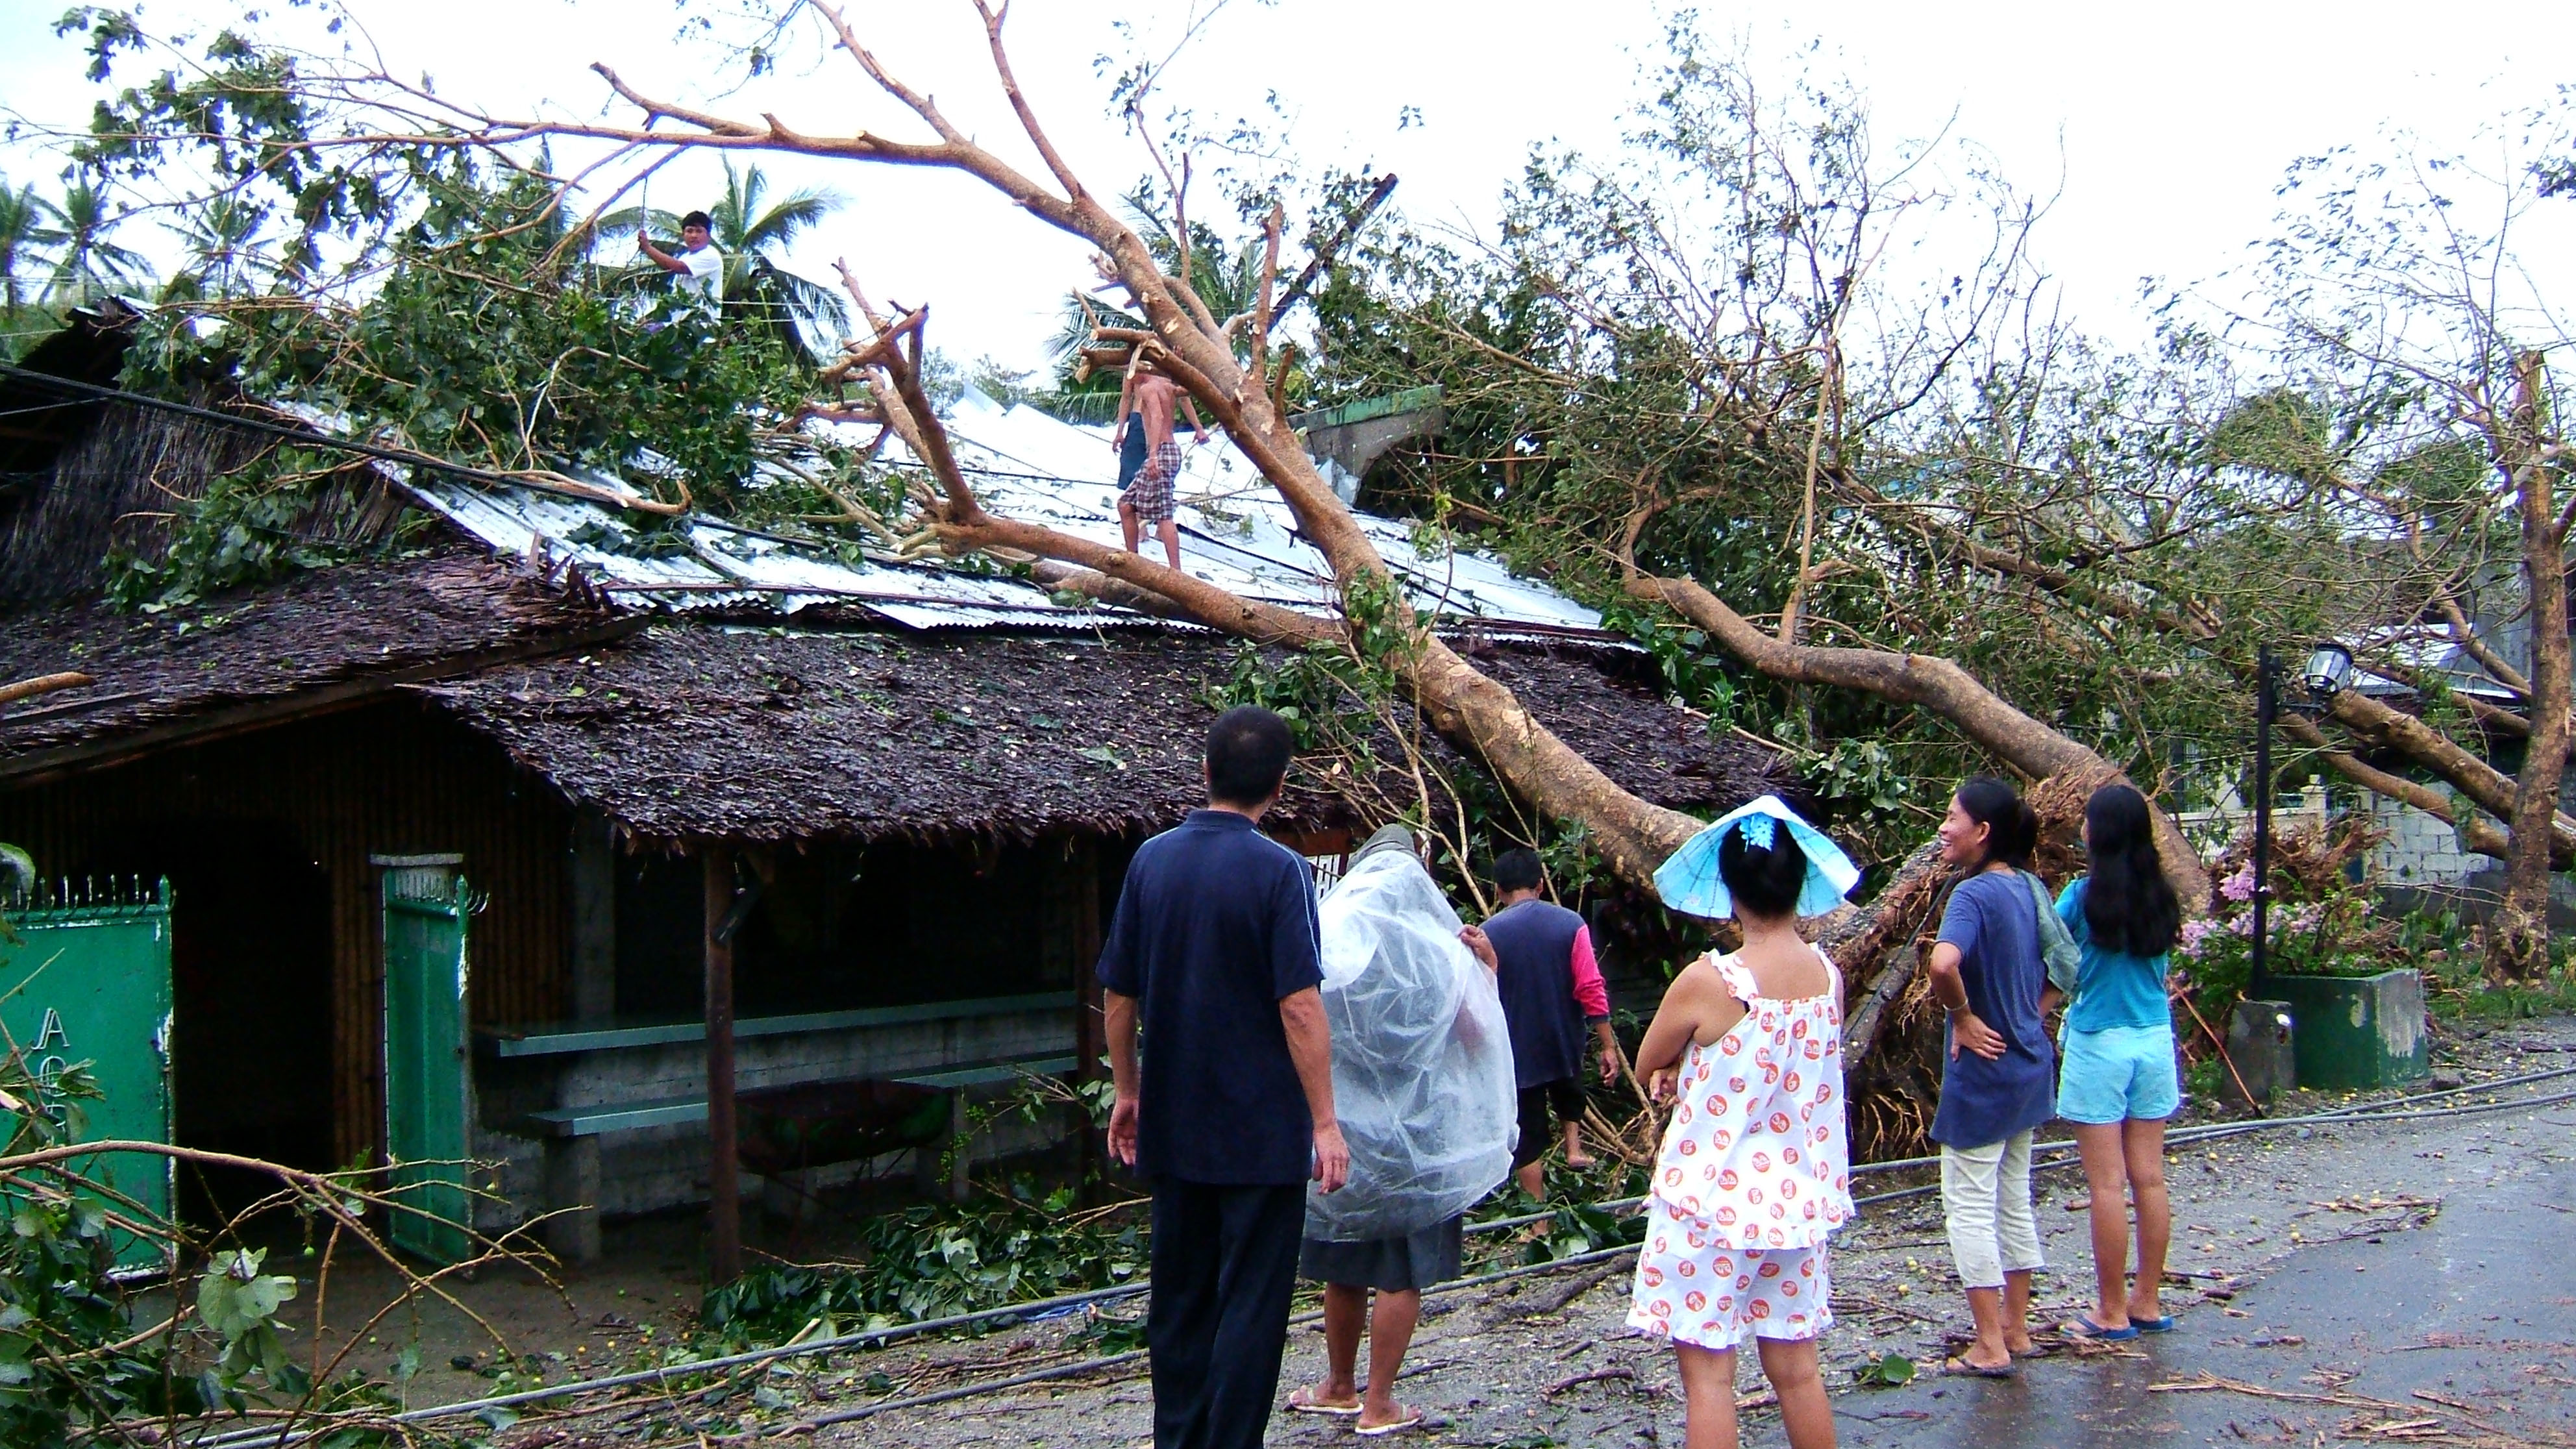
[1629,796,1859,1449]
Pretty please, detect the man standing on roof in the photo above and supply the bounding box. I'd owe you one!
[1483,847,1622,1200]
[1117,355,1208,574]
[639,210,725,318]
[1100,705,1348,1449]
[1111,353,1152,499]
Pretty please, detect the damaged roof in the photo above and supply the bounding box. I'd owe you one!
[412,625,1796,846]
[0,314,1789,841]
[0,548,623,782]
[390,389,1613,639]
[0,543,1789,842]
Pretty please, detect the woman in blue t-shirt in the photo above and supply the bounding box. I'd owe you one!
[1925,776,2056,1376]
[2053,782,2183,1341]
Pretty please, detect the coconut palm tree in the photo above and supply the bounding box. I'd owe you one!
[1039,203,1264,421]
[0,178,55,313]
[599,160,850,358]
[162,193,271,299]
[34,181,150,304]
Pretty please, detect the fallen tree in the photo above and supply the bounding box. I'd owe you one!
[1292,38,2574,980]
[75,6,2572,1003]
[53,7,1793,908]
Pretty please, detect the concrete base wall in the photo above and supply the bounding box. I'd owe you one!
[1303,407,1444,482]
[2364,789,2497,889]
[471,1002,1077,1228]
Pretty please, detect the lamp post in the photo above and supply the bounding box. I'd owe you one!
[2250,641,2357,995]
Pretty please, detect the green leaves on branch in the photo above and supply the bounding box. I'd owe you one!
[196,1246,299,1381]
[45,15,902,610]
[101,160,887,611]
[699,1183,1146,1347]
[104,447,436,613]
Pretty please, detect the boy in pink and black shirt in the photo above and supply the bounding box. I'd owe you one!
[1481,848,1621,1198]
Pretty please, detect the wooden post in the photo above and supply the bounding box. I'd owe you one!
[570,809,617,1021]
[702,844,741,1284]
[1072,838,1105,1198]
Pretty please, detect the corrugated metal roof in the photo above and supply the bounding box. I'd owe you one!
[367,387,1612,638]
[2347,626,2521,702]
[1289,386,1444,431]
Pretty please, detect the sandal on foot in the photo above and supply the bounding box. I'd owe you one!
[2129,1314,2177,1334]
[1941,1356,2018,1378]
[1356,1408,1424,1437]
[2063,1316,2140,1342]
[1287,1387,1360,1416]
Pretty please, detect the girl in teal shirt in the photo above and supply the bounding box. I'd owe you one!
[2053,783,2183,1341]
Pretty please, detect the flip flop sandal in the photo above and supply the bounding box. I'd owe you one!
[2130,1315,2177,1334]
[1287,1388,1360,1417]
[1941,1356,2019,1379]
[2063,1316,2140,1342]
[1356,1409,1426,1437]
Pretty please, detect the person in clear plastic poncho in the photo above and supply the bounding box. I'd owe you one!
[1285,826,1517,1434]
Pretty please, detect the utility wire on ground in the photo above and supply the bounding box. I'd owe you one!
[184,1062,2576,1449]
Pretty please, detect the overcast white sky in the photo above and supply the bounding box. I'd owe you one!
[5,1,2573,373]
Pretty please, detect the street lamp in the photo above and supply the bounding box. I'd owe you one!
[2249,641,2350,994]
[2301,641,2356,701]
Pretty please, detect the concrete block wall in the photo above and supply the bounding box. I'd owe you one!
[473,1130,546,1232]
[2362,789,2494,887]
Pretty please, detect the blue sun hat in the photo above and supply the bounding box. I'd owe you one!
[1653,793,1861,919]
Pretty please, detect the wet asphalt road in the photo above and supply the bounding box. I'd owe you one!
[1835,1109,2576,1448]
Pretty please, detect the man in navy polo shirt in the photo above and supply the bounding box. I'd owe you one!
[1101,705,1348,1449]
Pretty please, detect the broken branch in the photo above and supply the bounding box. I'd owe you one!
[0,673,94,709]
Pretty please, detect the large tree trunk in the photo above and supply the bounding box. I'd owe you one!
[1626,568,2214,913]
[938,510,1709,887]
[2322,684,2576,866]
[2492,351,2569,981]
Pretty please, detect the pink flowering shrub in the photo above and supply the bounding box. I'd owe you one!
[2174,818,2396,1017]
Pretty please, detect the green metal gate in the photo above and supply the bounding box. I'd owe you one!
[381,869,473,1265]
[0,880,175,1270]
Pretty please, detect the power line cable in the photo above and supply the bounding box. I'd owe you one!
[184,1061,2576,1448]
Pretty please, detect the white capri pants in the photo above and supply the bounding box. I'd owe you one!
[1940,1131,2044,1291]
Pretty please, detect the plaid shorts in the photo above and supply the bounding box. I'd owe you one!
[1120,441,1182,524]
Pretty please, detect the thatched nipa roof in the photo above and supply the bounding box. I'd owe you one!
[416,625,1796,846]
[0,549,620,781]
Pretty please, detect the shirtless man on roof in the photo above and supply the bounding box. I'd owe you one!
[1117,358,1208,573]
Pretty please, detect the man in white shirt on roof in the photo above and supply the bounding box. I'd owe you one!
[639,210,725,318]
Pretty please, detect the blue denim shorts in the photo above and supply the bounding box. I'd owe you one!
[2057,1024,2180,1124]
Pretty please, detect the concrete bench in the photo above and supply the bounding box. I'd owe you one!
[523,1052,1081,1237]
[517,1055,1079,1137]
[480,993,1077,1058]
[523,1095,710,1137]
[892,1054,1080,1091]
[484,995,1081,1262]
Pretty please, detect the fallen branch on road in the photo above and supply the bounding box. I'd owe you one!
[1545,1367,1634,1397]
[2149,1373,2576,1449]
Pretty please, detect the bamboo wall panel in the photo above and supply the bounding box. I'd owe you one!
[0,699,574,1165]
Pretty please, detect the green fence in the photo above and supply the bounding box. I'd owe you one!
[1,879,175,1270]
[382,873,475,1265]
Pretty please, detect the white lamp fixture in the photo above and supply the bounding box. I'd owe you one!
[2301,641,2355,700]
